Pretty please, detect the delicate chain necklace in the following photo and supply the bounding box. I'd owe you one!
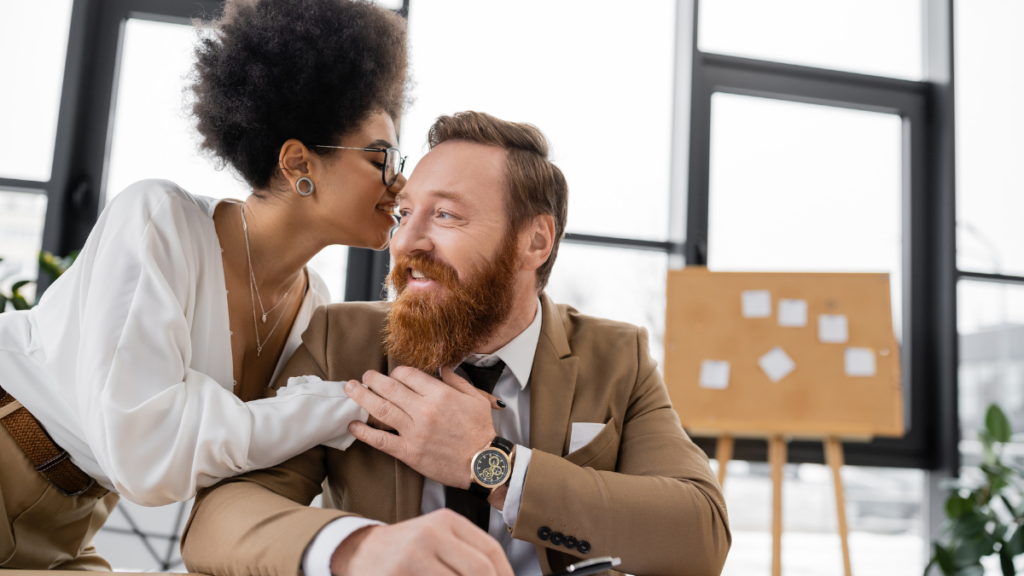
[240,204,298,357]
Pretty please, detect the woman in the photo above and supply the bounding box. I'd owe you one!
[0,0,407,569]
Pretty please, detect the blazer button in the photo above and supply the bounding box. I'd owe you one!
[577,541,592,554]
[537,527,552,541]
[550,532,565,546]
[563,536,578,550]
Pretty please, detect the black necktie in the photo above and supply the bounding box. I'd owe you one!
[444,359,507,531]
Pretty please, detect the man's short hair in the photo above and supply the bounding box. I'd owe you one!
[427,111,568,291]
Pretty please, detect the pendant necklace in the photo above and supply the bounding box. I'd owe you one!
[240,203,298,356]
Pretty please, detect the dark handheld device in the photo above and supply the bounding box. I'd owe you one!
[548,556,622,576]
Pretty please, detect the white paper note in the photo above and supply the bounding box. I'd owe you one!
[845,347,876,377]
[778,299,808,327]
[758,347,796,383]
[699,360,731,389]
[818,314,849,343]
[742,290,772,318]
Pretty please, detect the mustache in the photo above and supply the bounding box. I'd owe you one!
[389,252,461,293]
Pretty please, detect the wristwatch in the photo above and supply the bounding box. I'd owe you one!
[468,436,516,499]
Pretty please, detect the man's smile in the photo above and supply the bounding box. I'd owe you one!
[407,268,441,291]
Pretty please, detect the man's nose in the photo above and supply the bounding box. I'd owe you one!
[391,210,433,257]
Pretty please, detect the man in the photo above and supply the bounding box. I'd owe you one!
[180,112,731,576]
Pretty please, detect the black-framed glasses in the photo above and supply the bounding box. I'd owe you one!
[315,145,407,186]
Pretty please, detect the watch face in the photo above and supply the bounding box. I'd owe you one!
[472,448,510,487]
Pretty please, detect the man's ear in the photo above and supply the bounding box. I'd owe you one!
[519,214,556,273]
[278,139,318,190]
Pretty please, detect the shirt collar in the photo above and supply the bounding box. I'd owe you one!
[463,298,543,390]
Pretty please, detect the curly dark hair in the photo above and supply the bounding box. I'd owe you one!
[190,0,408,192]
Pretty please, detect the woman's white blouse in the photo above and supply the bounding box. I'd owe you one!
[0,180,365,506]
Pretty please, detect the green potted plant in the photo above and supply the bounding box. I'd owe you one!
[0,250,78,313]
[926,404,1024,576]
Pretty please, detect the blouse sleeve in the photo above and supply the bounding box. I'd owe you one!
[75,184,363,506]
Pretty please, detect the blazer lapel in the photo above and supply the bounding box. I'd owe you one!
[529,295,579,461]
[388,354,425,522]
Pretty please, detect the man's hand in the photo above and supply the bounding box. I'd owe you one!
[347,366,496,489]
[331,510,513,576]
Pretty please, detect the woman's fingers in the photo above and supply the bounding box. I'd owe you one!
[345,380,412,431]
[478,389,505,410]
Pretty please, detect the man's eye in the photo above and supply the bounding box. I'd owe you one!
[437,211,453,219]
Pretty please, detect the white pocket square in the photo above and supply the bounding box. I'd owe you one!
[568,422,607,455]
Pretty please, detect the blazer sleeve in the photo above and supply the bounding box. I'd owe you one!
[180,313,362,576]
[510,328,731,576]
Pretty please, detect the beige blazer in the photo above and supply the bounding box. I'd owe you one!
[181,295,731,576]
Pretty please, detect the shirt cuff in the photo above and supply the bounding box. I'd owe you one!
[302,516,384,576]
[501,445,532,528]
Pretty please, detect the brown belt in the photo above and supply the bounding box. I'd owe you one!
[0,385,108,499]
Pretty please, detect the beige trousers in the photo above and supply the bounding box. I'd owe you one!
[0,417,119,570]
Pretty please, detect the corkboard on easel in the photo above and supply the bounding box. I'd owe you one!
[663,267,904,439]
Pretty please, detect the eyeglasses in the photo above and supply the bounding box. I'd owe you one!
[315,145,407,187]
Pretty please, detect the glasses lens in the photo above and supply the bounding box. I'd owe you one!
[384,148,398,186]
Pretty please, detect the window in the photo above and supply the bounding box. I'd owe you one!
[0,190,48,307]
[955,0,1024,277]
[698,0,922,80]
[719,462,924,575]
[955,0,1024,494]
[707,94,904,337]
[0,0,74,181]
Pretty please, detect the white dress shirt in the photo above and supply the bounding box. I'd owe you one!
[304,299,545,576]
[0,180,366,506]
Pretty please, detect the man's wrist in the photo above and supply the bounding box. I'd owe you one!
[329,525,376,576]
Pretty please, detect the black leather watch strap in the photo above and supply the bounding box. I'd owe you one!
[468,482,491,499]
[490,436,514,454]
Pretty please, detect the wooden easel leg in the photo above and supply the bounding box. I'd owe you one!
[826,437,853,576]
[769,436,786,576]
[716,435,734,487]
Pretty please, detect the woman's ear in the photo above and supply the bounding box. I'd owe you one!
[520,214,556,272]
[278,139,316,188]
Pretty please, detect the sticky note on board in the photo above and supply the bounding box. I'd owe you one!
[742,290,772,318]
[758,347,795,383]
[818,314,849,343]
[778,299,808,327]
[699,360,731,389]
[845,348,876,377]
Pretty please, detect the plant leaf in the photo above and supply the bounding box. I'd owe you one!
[1006,524,1024,557]
[11,279,31,292]
[0,293,7,313]
[999,548,1015,576]
[954,564,985,576]
[932,543,956,576]
[11,295,31,311]
[947,494,974,519]
[987,404,1013,443]
[953,512,989,539]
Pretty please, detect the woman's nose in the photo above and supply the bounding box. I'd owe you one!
[388,171,407,192]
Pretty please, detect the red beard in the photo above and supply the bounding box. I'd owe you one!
[383,231,521,374]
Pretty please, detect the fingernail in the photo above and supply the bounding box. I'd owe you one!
[496,399,507,408]
[345,380,355,392]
